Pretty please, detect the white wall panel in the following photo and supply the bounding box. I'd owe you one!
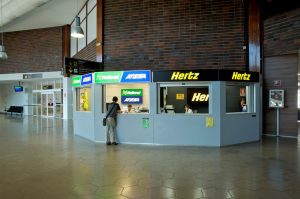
[77,19,87,52]
[78,5,86,21]
[87,0,97,13]
[87,7,97,44]
[70,25,77,57]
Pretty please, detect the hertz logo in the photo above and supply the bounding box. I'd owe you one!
[191,93,209,102]
[232,72,251,81]
[171,72,199,80]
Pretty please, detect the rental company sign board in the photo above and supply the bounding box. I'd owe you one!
[81,73,93,86]
[121,89,143,104]
[94,70,151,83]
[64,57,104,77]
[153,70,259,82]
[72,76,82,87]
[71,74,93,87]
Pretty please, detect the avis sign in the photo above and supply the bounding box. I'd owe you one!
[121,89,143,104]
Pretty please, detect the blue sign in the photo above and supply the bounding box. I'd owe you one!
[81,73,93,85]
[120,70,151,83]
[121,96,143,104]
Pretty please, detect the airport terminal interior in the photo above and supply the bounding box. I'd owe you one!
[0,0,300,198]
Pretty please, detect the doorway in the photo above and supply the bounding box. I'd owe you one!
[41,92,55,117]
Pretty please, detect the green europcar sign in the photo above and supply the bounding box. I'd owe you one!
[94,71,122,83]
[121,89,143,96]
[72,76,82,87]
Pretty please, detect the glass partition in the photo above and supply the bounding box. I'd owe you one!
[103,84,150,114]
[226,84,255,113]
[158,84,210,114]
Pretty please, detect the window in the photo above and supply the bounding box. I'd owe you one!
[103,84,150,114]
[226,84,255,113]
[159,84,210,114]
[76,87,92,112]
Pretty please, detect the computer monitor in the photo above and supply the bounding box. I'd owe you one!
[14,86,23,92]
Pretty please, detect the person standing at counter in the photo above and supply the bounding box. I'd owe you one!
[185,104,193,114]
[124,104,133,113]
[106,96,121,145]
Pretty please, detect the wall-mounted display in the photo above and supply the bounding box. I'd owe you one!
[269,89,284,108]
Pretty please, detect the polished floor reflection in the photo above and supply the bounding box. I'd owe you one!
[0,115,300,199]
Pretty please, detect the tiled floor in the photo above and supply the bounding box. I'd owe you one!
[0,115,300,199]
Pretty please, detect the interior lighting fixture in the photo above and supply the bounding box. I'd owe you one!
[71,16,84,38]
[0,0,8,60]
[71,0,84,38]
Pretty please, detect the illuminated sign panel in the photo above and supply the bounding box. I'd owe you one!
[191,93,209,102]
[81,73,93,85]
[220,70,259,82]
[121,70,151,83]
[187,88,209,106]
[72,76,82,87]
[171,72,199,80]
[153,70,259,82]
[94,71,122,83]
[121,89,143,104]
[153,70,219,82]
[95,70,150,84]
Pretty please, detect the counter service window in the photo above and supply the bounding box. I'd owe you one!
[226,84,255,113]
[159,85,209,114]
[103,84,150,114]
[76,87,92,112]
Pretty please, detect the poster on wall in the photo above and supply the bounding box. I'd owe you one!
[269,89,284,108]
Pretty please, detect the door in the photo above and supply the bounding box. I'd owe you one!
[41,92,55,117]
[263,54,298,137]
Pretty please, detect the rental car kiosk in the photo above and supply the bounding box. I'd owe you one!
[94,70,153,143]
[72,73,96,140]
[72,69,260,146]
[152,69,260,146]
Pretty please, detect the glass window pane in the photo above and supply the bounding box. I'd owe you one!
[104,84,150,114]
[226,84,254,113]
[76,87,92,112]
[159,85,209,114]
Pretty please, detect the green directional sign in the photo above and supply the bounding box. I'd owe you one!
[72,76,82,87]
[121,89,143,96]
[94,71,122,83]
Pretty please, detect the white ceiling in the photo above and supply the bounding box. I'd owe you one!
[1,0,86,32]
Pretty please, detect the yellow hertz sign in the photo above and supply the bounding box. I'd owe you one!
[232,72,251,81]
[191,93,209,102]
[171,72,199,80]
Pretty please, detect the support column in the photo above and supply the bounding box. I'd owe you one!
[63,77,73,119]
[96,0,103,63]
[248,0,261,72]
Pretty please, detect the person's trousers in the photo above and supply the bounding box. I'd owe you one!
[106,117,116,143]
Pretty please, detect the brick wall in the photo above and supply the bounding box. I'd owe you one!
[73,39,97,61]
[102,0,246,71]
[0,27,63,74]
[264,8,300,57]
